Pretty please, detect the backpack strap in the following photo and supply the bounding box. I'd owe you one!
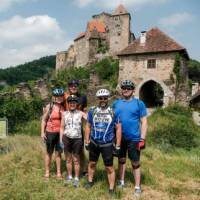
[107,107,114,119]
[47,102,54,121]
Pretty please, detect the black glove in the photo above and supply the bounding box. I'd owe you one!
[113,145,121,157]
[59,142,64,150]
[85,143,90,151]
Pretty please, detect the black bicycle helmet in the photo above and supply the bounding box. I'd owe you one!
[67,95,79,103]
[52,88,64,96]
[120,80,135,89]
[68,79,79,87]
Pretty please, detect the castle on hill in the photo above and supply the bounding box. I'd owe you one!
[56,4,134,70]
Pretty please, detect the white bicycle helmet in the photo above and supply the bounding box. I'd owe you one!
[96,89,110,97]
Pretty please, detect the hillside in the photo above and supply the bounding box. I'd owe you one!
[0,55,55,87]
[0,106,199,200]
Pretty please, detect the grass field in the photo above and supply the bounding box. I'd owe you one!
[0,135,200,200]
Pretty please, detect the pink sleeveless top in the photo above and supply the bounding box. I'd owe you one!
[45,103,64,133]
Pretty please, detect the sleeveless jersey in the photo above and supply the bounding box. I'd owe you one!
[63,110,84,139]
[45,103,64,133]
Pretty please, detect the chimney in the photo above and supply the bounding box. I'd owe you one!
[140,31,146,45]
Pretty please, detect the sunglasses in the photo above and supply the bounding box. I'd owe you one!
[98,97,108,100]
[121,87,134,90]
[69,84,78,88]
[68,101,77,104]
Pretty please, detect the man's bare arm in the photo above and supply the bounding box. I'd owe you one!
[140,116,147,139]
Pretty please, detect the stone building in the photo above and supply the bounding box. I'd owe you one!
[118,28,190,107]
[56,4,134,69]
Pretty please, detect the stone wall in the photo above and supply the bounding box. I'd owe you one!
[56,51,68,70]
[118,53,176,85]
[65,45,76,68]
[74,37,89,67]
[109,14,130,54]
[56,45,75,70]
[0,79,49,101]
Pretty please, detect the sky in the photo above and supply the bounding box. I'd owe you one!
[0,0,199,68]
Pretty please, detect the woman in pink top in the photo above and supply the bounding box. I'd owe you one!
[41,88,64,179]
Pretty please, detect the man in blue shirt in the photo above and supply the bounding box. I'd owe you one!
[112,80,148,196]
[84,89,122,194]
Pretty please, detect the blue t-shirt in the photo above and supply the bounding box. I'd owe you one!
[112,98,147,141]
[87,106,120,144]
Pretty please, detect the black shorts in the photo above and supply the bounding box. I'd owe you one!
[89,140,113,167]
[45,132,62,155]
[63,135,83,155]
[119,138,140,162]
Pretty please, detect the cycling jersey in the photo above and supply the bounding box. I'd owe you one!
[87,106,120,144]
[45,103,64,133]
[63,110,84,139]
[112,98,147,141]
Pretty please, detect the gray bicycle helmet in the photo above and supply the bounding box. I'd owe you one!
[120,80,135,89]
[52,88,64,96]
[67,95,79,103]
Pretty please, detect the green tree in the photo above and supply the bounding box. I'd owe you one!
[173,54,183,102]
[188,59,200,82]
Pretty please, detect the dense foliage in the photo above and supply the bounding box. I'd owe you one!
[0,95,43,133]
[0,55,55,86]
[91,57,119,88]
[147,104,199,151]
[188,59,200,82]
[52,67,90,94]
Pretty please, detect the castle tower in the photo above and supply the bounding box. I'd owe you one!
[109,4,131,54]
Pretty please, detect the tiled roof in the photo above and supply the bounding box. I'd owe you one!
[112,4,129,16]
[74,32,86,41]
[87,20,106,33]
[118,27,189,58]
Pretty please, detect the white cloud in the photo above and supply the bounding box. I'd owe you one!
[74,0,167,9]
[159,12,195,29]
[0,15,70,68]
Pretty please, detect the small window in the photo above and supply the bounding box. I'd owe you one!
[115,24,120,28]
[114,16,119,21]
[147,59,156,68]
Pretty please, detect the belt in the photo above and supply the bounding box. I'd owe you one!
[90,139,113,148]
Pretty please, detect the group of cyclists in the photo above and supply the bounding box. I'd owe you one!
[41,79,148,196]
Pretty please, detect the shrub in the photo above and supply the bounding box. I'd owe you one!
[0,96,43,133]
[52,67,90,94]
[92,57,119,87]
[15,119,40,136]
[147,105,199,151]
